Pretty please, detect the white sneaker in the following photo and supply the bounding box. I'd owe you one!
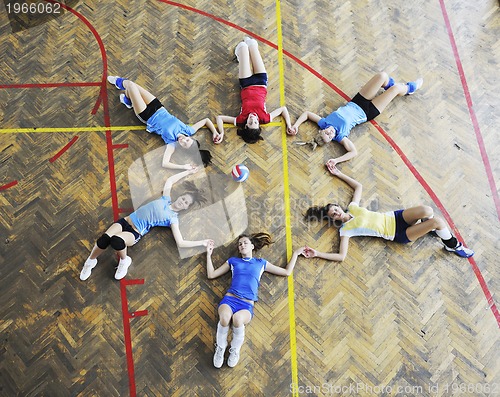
[80,258,97,281]
[114,256,132,280]
[227,347,240,368]
[244,37,258,47]
[213,344,226,368]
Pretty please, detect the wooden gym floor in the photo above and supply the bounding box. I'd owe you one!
[0,0,499,396]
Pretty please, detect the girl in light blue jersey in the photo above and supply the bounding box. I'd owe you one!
[291,72,423,168]
[206,233,304,368]
[80,167,212,281]
[302,164,474,262]
[107,76,220,169]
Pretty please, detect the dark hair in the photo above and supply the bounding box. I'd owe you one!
[181,180,207,206]
[237,127,263,144]
[182,138,212,167]
[238,232,273,251]
[304,203,343,228]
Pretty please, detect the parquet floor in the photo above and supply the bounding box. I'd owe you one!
[1,0,499,396]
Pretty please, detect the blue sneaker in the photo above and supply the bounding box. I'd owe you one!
[383,76,395,90]
[107,75,127,90]
[406,78,423,95]
[119,93,132,109]
[445,242,474,258]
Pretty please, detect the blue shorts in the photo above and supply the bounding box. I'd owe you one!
[239,73,268,89]
[393,209,411,244]
[219,295,254,317]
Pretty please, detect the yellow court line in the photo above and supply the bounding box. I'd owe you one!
[275,0,299,395]
[0,123,281,134]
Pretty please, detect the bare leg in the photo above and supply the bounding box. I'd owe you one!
[218,304,234,327]
[237,42,252,79]
[247,41,266,74]
[358,72,390,100]
[122,80,155,115]
[370,83,407,113]
[403,206,449,241]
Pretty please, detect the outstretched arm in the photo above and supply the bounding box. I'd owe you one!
[206,241,231,279]
[162,143,195,170]
[269,106,295,135]
[326,138,358,167]
[162,167,201,197]
[171,223,212,248]
[291,111,322,135]
[264,247,305,276]
[302,236,350,262]
[215,115,236,143]
[191,118,223,144]
[326,164,362,204]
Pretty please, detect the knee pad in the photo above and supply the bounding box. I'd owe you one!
[96,234,111,249]
[110,235,126,251]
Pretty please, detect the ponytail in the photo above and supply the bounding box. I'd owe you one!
[238,232,273,251]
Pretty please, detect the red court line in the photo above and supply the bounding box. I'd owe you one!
[91,92,102,115]
[0,180,18,191]
[120,278,148,397]
[0,82,101,89]
[439,0,500,223]
[49,136,79,163]
[112,143,129,150]
[161,0,500,327]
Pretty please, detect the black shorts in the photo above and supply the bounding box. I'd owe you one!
[239,73,268,89]
[351,93,380,121]
[137,98,163,123]
[117,218,141,242]
[393,209,411,244]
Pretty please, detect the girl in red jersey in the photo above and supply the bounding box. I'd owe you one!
[216,37,294,143]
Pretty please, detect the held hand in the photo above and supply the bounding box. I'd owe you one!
[213,132,224,144]
[294,246,306,256]
[206,240,215,253]
[185,163,196,170]
[326,159,340,175]
[302,246,317,258]
[189,165,202,174]
[287,126,298,136]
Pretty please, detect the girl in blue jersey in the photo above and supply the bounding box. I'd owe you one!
[206,233,304,368]
[291,72,423,168]
[80,167,213,281]
[302,164,474,261]
[107,76,220,169]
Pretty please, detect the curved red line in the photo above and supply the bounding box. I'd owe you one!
[160,0,499,327]
[0,180,18,191]
[49,135,78,163]
[439,0,499,222]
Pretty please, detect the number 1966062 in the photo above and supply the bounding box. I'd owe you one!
[6,2,61,14]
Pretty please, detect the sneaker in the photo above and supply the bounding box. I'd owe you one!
[406,78,424,95]
[119,93,133,109]
[115,256,132,280]
[227,347,240,368]
[244,36,258,47]
[444,242,474,258]
[107,75,126,90]
[80,258,97,281]
[234,41,247,62]
[213,344,226,368]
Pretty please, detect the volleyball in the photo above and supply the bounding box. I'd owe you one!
[231,164,250,182]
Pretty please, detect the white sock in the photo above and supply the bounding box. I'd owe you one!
[435,228,452,240]
[230,326,245,350]
[216,322,229,347]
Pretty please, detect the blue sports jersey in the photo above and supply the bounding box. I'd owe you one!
[317,102,367,142]
[128,196,179,236]
[146,107,195,144]
[226,257,267,301]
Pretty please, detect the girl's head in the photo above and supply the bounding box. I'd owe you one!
[304,203,345,228]
[319,126,336,143]
[237,114,263,144]
[172,181,207,211]
[178,135,212,167]
[237,232,273,256]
